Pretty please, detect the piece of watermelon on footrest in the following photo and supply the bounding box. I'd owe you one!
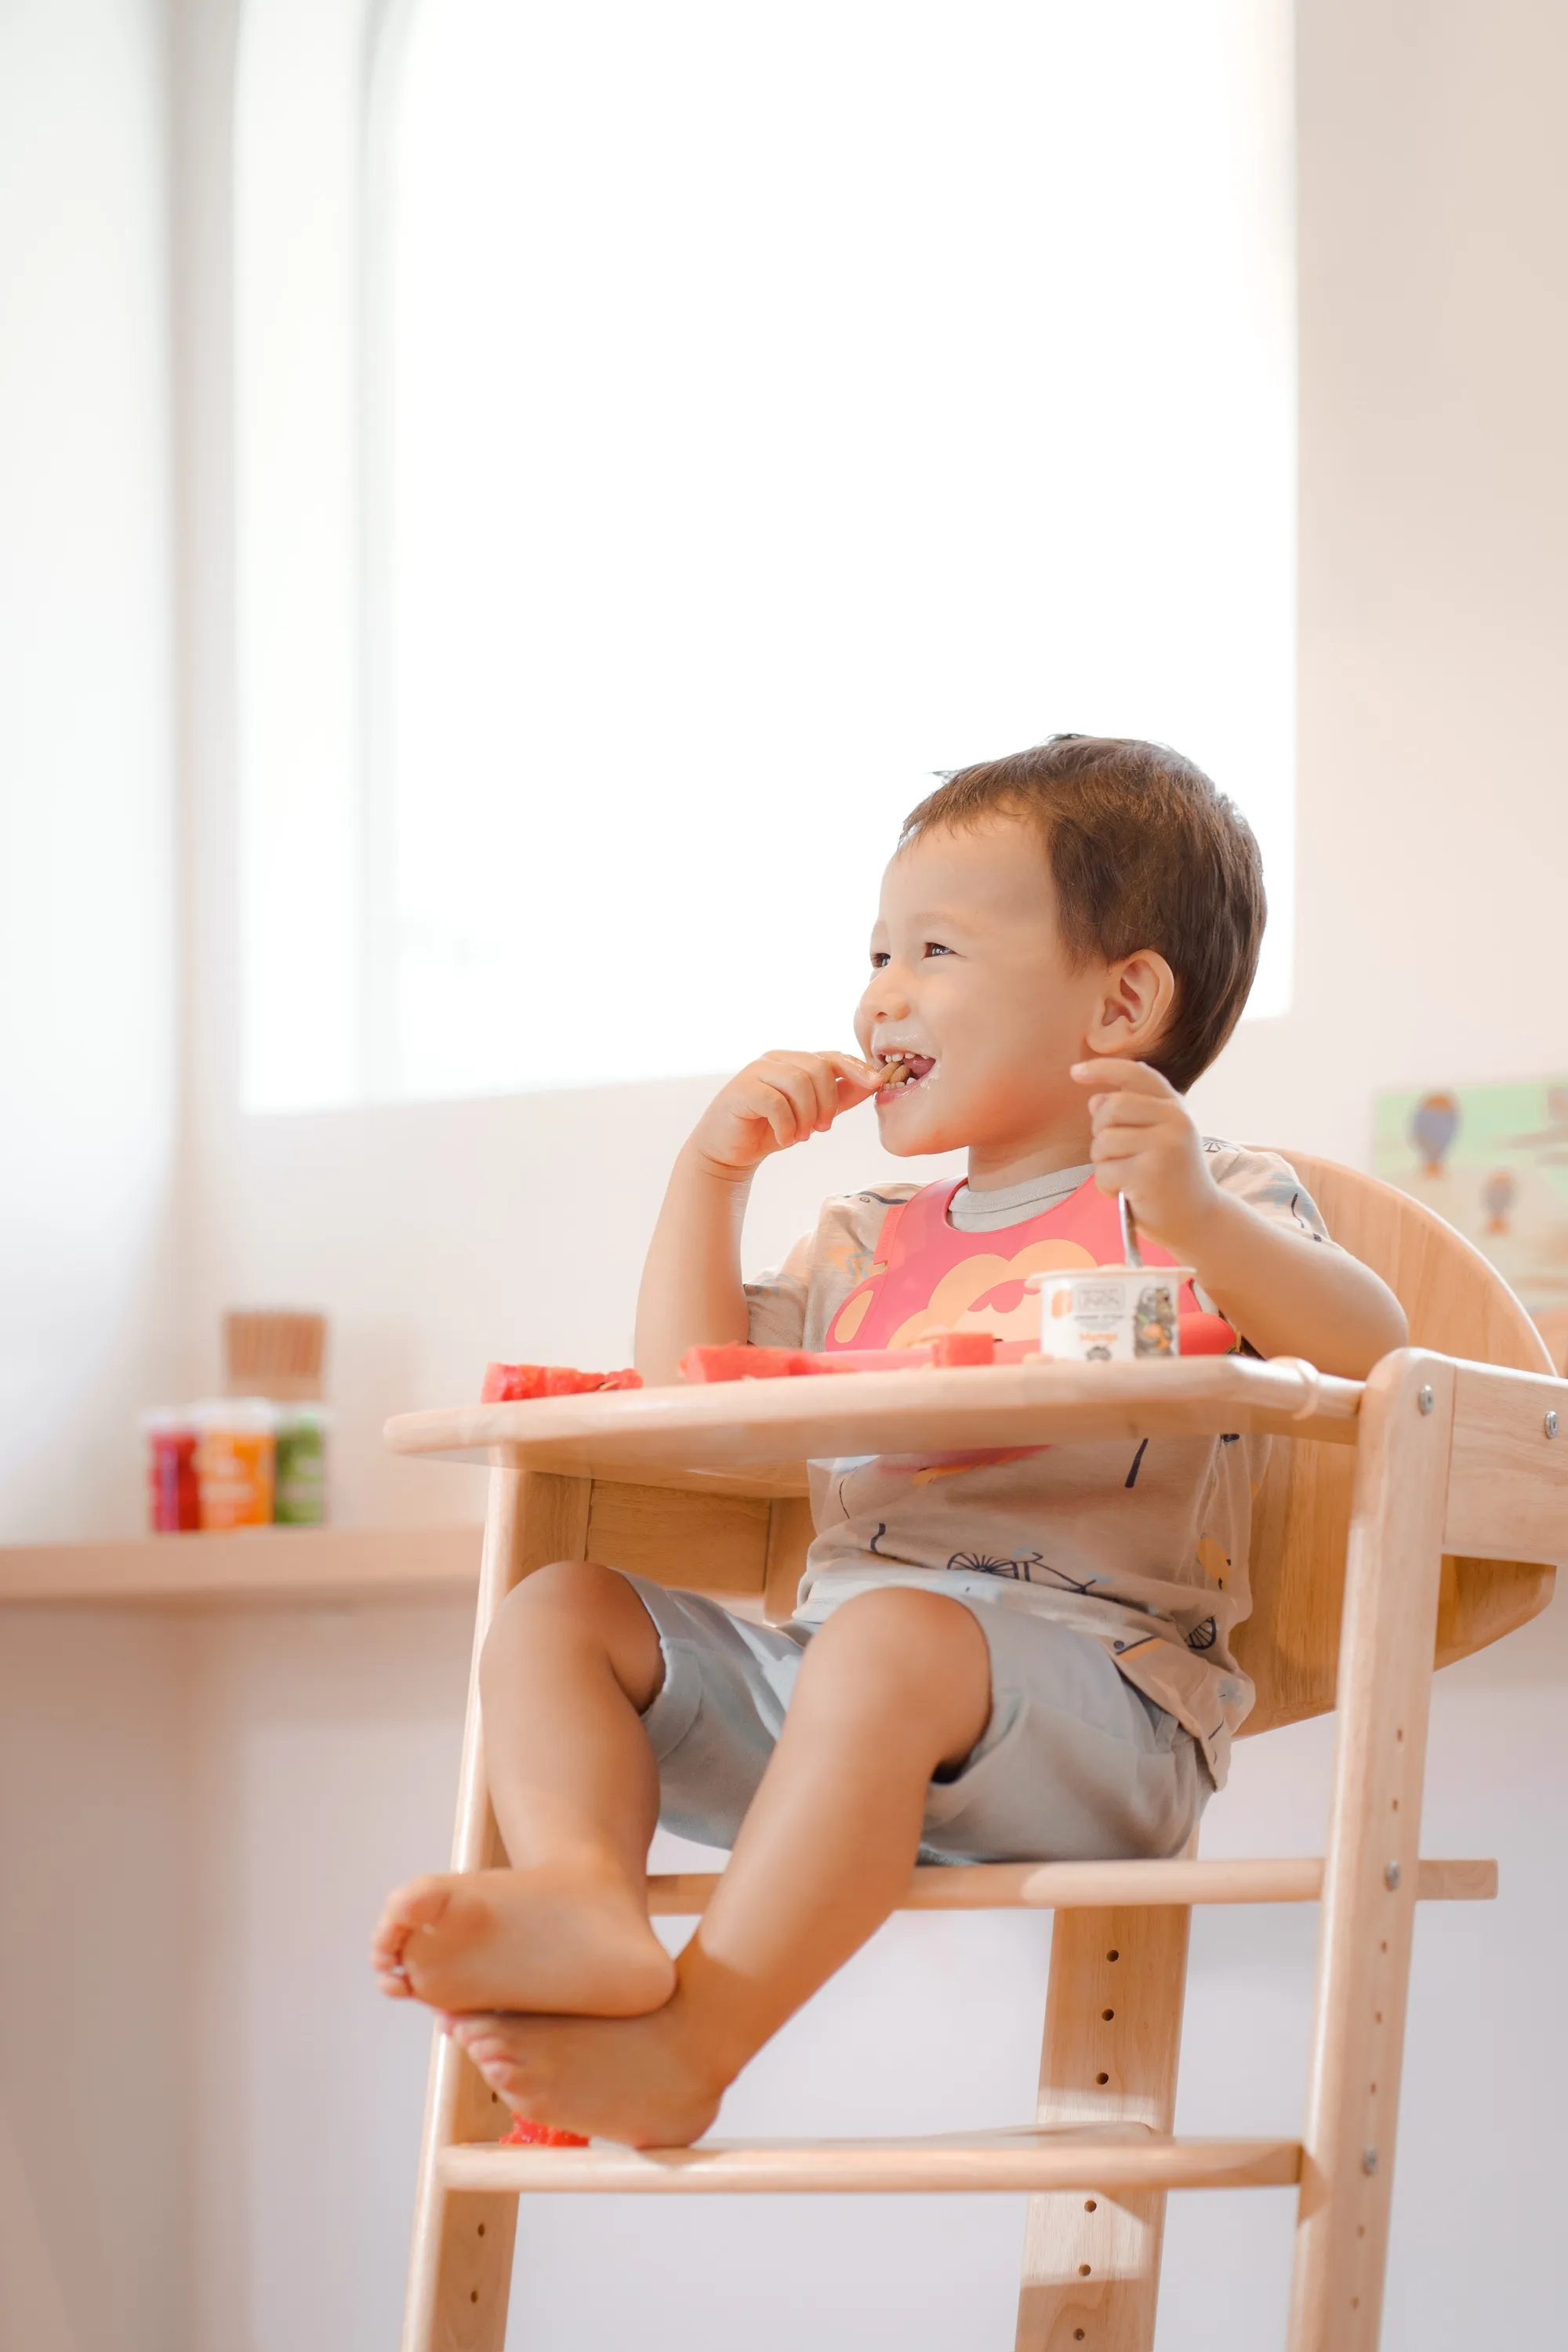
[498,2114,590,2148]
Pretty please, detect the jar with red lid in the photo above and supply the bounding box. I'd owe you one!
[143,1410,201,1533]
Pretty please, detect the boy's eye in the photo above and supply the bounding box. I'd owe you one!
[869,950,890,968]
[923,941,953,959]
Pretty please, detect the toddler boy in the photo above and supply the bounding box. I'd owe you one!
[372,735,1406,2147]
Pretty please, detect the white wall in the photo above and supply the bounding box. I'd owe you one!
[0,1610,191,2352]
[1189,0,1568,1159]
[6,0,1568,2347]
[0,9,186,2351]
[0,0,179,1542]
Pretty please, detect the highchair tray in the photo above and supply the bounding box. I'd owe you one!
[385,1352,1360,1496]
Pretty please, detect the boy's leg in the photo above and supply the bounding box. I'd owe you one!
[449,1586,993,2147]
[372,1559,678,2016]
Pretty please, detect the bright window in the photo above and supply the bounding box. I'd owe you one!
[239,0,1295,1110]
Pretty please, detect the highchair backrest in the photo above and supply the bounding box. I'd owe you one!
[1234,1151,1555,1735]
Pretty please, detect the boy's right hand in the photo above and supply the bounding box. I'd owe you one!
[689,1051,883,1178]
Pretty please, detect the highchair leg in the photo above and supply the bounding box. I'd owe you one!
[401,1468,592,2352]
[1014,1898,1192,2351]
[1287,1353,1454,2351]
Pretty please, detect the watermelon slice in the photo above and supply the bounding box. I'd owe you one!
[930,1330,997,1366]
[681,1334,1009,1382]
[481,1363,642,1402]
[679,1345,814,1382]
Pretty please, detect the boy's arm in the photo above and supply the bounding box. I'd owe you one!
[1073,1059,1409,1380]
[635,1051,880,1385]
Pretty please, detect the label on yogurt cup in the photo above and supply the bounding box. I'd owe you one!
[1036,1267,1190,1361]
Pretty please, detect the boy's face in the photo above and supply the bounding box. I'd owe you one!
[854,815,1138,1164]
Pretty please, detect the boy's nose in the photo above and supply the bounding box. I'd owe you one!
[860,967,912,1024]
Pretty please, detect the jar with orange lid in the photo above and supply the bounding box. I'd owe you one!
[192,1400,276,1530]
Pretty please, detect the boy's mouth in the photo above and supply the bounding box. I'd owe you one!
[877,1052,935,1095]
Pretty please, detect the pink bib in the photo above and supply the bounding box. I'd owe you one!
[823,1176,1234,1356]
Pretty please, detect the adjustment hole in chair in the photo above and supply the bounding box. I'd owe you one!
[477,2223,485,2238]
[1083,2198,1098,2212]
[470,2290,479,2305]
[1078,2264,1092,2278]
[1105,1947,1120,1962]
[1101,2008,1114,2020]
[1095,2071,1110,2085]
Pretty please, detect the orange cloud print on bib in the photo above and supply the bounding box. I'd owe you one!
[825,1177,1144,1356]
[829,1236,1096,1348]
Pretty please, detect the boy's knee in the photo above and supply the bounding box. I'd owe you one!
[512,1556,624,1612]
[484,1559,649,1676]
[794,1589,991,1766]
[491,1555,618,1628]
[800,1586,990,1709]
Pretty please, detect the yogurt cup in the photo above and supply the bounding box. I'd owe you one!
[1029,1265,1192,1363]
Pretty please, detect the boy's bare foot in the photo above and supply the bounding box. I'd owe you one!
[447,1998,725,2150]
[371,1863,676,2016]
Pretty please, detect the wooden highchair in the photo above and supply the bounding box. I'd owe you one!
[385,1152,1564,2351]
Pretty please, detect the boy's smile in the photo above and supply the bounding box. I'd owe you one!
[855,815,1154,1189]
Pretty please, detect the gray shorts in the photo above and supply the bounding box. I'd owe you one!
[622,1573,1210,1866]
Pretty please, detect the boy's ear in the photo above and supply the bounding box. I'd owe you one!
[1084,950,1177,1059]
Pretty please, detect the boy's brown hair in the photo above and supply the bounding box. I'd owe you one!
[900,735,1265,1094]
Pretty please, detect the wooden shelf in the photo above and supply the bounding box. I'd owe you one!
[0,1523,482,1610]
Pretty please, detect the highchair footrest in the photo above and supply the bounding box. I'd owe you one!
[437,2125,1302,2197]
[646,1854,1497,1915]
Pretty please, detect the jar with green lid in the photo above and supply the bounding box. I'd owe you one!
[273,1404,328,1525]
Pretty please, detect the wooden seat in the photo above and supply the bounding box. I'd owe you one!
[386,1153,1564,2352]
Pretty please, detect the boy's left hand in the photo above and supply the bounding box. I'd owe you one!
[1070,1058,1219,1258]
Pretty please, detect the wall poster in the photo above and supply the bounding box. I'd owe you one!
[1373,1078,1568,1366]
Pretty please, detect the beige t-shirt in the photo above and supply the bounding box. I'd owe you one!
[744,1142,1340,1788]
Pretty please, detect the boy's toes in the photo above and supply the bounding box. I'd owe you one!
[381,1875,458,1940]
[371,1875,456,1994]
[449,2016,537,2112]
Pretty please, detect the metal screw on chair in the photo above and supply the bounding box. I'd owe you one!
[1384,1861,1401,1890]
[1417,1386,1434,1414]
[1362,2147,1379,2176]
[1546,1410,1559,1439]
